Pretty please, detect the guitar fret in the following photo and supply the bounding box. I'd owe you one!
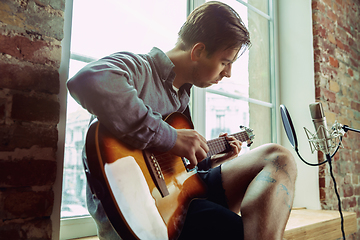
[207,138,227,157]
[206,130,249,158]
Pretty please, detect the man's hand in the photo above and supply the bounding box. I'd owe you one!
[169,129,209,169]
[210,133,242,168]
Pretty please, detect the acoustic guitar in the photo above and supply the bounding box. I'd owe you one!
[84,112,254,240]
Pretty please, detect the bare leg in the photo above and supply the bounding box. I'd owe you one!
[221,143,297,240]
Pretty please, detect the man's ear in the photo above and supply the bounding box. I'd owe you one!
[190,43,206,61]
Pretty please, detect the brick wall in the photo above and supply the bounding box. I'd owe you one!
[0,0,65,239]
[312,0,360,238]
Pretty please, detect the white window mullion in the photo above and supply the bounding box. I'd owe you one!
[236,0,271,20]
[205,88,274,108]
[191,87,207,136]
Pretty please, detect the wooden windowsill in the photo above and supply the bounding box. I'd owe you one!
[284,208,357,240]
[72,209,357,240]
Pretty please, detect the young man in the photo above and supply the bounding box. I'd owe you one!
[67,1,297,239]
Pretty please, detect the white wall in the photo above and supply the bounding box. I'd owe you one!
[277,0,321,210]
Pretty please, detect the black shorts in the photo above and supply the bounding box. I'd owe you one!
[178,166,244,240]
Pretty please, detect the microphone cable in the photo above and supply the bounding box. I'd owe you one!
[294,138,346,239]
[327,153,345,240]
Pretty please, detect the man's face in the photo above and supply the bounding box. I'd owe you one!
[191,47,240,88]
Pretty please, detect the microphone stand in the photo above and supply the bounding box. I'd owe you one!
[296,125,360,240]
[343,125,360,133]
[280,105,360,240]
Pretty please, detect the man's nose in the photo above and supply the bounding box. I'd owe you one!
[222,64,232,78]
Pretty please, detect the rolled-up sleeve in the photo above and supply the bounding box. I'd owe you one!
[67,57,177,152]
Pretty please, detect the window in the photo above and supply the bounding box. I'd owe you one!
[61,0,276,238]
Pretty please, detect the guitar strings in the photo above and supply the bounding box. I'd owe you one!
[147,131,249,176]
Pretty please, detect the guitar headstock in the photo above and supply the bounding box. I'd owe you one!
[239,125,255,147]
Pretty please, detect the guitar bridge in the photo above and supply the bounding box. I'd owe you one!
[143,151,169,197]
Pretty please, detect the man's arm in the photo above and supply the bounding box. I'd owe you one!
[67,56,177,152]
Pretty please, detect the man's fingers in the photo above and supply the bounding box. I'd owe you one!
[170,129,209,168]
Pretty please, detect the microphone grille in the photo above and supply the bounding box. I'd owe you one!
[309,102,324,119]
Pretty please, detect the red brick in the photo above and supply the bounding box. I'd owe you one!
[0,217,52,240]
[11,94,59,124]
[355,186,360,195]
[312,0,326,12]
[0,124,58,151]
[0,35,61,67]
[0,63,60,94]
[315,86,321,99]
[322,67,338,79]
[0,159,56,187]
[322,39,336,55]
[320,14,335,33]
[322,88,337,102]
[0,35,45,60]
[0,98,5,121]
[328,102,340,114]
[348,36,355,48]
[1,0,64,41]
[343,185,354,197]
[313,25,327,38]
[320,188,326,201]
[319,177,326,188]
[348,68,354,76]
[336,39,345,50]
[329,56,339,67]
[314,49,322,62]
[343,197,357,209]
[2,190,54,219]
[351,101,360,112]
[327,9,338,22]
[340,149,353,161]
[355,163,360,175]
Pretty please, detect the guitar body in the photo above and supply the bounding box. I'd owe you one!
[85,112,207,240]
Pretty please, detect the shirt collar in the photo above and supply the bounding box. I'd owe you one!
[148,47,176,83]
[148,47,192,97]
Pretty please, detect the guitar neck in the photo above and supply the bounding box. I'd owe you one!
[206,131,249,157]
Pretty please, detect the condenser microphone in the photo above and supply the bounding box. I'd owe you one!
[309,102,332,154]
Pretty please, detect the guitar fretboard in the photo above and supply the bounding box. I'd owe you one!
[206,131,249,157]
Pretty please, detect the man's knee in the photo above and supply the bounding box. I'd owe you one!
[261,143,297,180]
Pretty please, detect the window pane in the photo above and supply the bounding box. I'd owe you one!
[61,59,91,218]
[71,0,186,58]
[247,0,269,15]
[249,102,271,148]
[248,9,270,103]
[205,92,251,154]
[62,0,187,219]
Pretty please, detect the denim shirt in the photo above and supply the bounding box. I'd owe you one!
[67,47,191,152]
